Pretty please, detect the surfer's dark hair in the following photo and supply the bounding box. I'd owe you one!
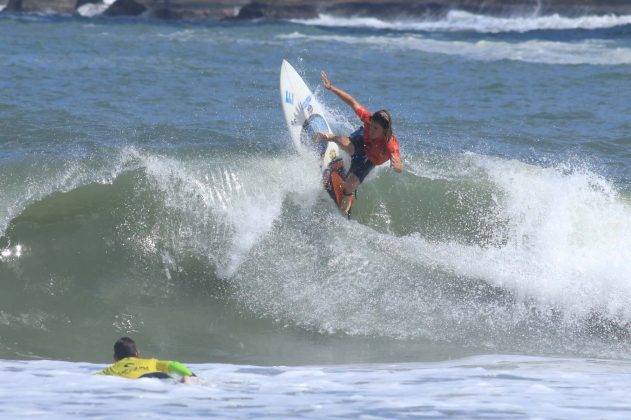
[114,337,138,360]
[371,109,393,140]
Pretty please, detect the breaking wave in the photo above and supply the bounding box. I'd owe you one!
[294,11,631,34]
[2,145,629,361]
[279,32,631,65]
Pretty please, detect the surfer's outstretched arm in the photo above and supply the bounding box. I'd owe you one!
[321,71,363,113]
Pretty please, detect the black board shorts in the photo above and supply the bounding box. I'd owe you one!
[348,127,375,183]
[140,372,172,379]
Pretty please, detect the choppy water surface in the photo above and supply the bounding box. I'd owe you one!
[0,10,630,417]
[2,355,631,419]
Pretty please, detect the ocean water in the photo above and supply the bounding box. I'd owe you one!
[1,10,630,417]
[2,356,631,418]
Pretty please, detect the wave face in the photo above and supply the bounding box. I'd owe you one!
[2,146,630,362]
[1,15,630,364]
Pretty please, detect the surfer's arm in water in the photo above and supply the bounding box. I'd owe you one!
[167,361,195,383]
[321,71,364,114]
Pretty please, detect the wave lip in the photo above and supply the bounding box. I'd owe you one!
[294,11,631,33]
[461,155,631,323]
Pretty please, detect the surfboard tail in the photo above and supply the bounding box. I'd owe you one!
[325,158,354,215]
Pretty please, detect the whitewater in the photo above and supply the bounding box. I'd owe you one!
[1,8,630,418]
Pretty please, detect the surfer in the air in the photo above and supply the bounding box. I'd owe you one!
[97,337,195,382]
[314,71,403,215]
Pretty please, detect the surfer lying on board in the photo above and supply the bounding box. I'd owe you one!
[97,337,195,382]
[314,71,403,214]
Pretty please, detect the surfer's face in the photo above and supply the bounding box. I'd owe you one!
[370,110,392,140]
[369,120,387,140]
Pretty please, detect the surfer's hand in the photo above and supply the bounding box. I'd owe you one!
[321,71,332,90]
[390,156,404,173]
[313,132,331,143]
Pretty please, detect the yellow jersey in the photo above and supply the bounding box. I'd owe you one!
[97,357,174,379]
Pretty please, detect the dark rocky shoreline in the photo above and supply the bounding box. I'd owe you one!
[3,0,631,20]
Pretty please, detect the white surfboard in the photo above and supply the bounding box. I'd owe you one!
[280,60,352,169]
[280,60,353,210]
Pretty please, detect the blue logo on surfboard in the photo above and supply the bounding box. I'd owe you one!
[302,95,312,108]
[285,90,294,105]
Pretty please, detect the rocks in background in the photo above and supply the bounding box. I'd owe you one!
[230,1,317,20]
[450,0,631,17]
[3,0,23,12]
[1,0,145,16]
[324,2,450,20]
[226,0,631,21]
[2,0,75,13]
[103,0,146,16]
[75,0,99,7]
[148,1,248,20]
[2,0,631,20]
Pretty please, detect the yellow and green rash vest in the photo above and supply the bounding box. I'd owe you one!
[97,357,192,379]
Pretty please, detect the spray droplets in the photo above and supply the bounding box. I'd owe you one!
[0,244,23,260]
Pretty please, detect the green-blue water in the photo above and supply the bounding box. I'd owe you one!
[1,13,630,366]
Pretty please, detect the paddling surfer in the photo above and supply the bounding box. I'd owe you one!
[97,337,195,382]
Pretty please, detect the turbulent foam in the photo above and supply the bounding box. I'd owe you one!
[279,32,631,65]
[2,357,631,418]
[134,148,322,276]
[231,154,631,345]
[418,155,631,324]
[467,156,631,317]
[295,11,631,33]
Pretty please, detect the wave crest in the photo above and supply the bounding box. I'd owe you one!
[294,11,631,33]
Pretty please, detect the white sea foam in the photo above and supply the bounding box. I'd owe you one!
[1,356,630,418]
[279,32,631,65]
[295,11,631,33]
[157,29,204,42]
[419,154,631,322]
[230,151,631,341]
[76,0,116,18]
[133,147,322,277]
